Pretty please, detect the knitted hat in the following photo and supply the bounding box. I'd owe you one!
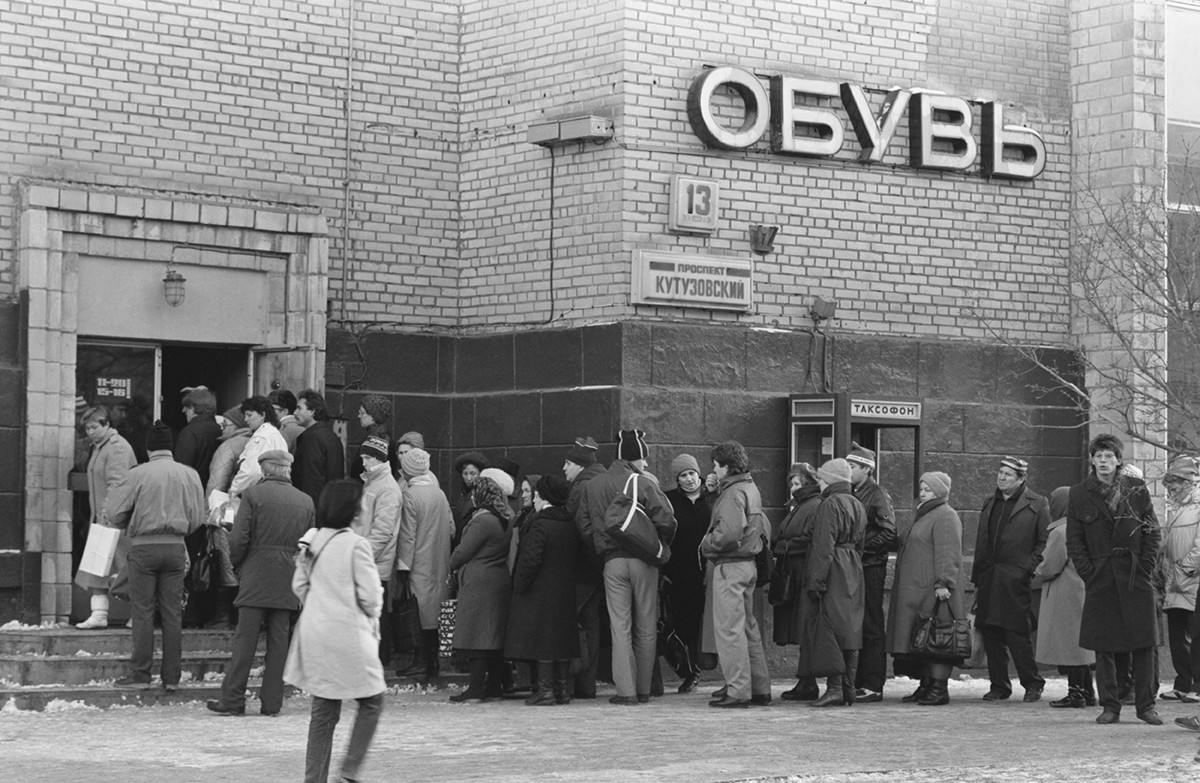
[146,420,173,452]
[566,443,596,467]
[921,471,952,499]
[453,451,489,474]
[845,441,875,470]
[359,394,391,425]
[493,458,521,479]
[360,435,390,463]
[1166,456,1200,482]
[400,447,431,477]
[574,436,599,451]
[536,474,572,506]
[397,431,425,449]
[816,458,852,485]
[221,406,247,430]
[618,429,649,462]
[999,456,1029,476]
[258,449,293,468]
[670,453,701,479]
[479,467,515,498]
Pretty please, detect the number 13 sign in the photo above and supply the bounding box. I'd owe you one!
[668,175,720,234]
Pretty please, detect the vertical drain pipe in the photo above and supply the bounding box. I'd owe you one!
[339,0,355,321]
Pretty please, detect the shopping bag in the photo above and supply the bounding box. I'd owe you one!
[77,524,121,580]
[794,597,846,678]
[962,611,988,669]
[603,473,671,566]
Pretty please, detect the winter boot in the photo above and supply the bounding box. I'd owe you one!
[841,651,859,706]
[1050,686,1087,708]
[203,587,238,630]
[552,661,572,705]
[76,594,110,630]
[526,662,556,706]
[424,630,441,679]
[813,676,847,707]
[449,658,489,702]
[398,632,430,677]
[902,677,933,703]
[781,677,820,701]
[917,679,950,706]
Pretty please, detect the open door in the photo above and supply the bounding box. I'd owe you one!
[250,344,317,397]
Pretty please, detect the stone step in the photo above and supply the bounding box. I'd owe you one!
[0,680,290,712]
[0,649,264,686]
[0,627,242,656]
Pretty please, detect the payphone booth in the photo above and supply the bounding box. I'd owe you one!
[789,393,924,500]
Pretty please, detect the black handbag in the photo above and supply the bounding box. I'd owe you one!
[910,597,972,661]
[185,526,218,594]
[767,550,795,606]
[603,473,671,566]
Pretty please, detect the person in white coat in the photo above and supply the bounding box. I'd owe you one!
[285,480,386,783]
[1159,457,1200,702]
[227,396,289,499]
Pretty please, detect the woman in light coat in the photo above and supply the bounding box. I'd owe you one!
[228,396,289,498]
[1034,487,1096,707]
[285,480,386,783]
[885,471,963,706]
[1158,457,1200,701]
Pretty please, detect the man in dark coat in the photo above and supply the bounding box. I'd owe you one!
[1066,433,1163,725]
[563,435,607,699]
[291,389,345,505]
[577,429,677,704]
[175,387,222,488]
[208,450,315,716]
[845,442,895,703]
[973,456,1051,701]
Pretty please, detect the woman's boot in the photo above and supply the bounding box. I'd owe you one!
[449,657,489,702]
[76,593,109,630]
[812,675,847,707]
[842,651,859,706]
[1081,666,1097,706]
[917,663,951,706]
[781,676,820,701]
[552,661,572,705]
[525,662,556,706]
[902,677,933,703]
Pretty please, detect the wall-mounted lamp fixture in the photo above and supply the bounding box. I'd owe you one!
[810,296,837,325]
[163,267,186,307]
[748,224,779,255]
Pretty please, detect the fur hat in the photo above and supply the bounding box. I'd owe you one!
[921,471,952,499]
[670,453,701,479]
[816,458,852,486]
[618,429,649,462]
[845,441,875,470]
[146,420,174,453]
[999,456,1029,476]
[397,431,425,449]
[453,451,489,474]
[536,474,572,507]
[359,394,391,425]
[258,449,293,468]
[360,436,390,463]
[479,467,515,498]
[400,447,431,477]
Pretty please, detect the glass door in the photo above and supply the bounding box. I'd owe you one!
[76,340,161,464]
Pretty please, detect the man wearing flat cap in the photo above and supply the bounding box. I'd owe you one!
[973,456,1051,702]
[208,449,314,716]
[844,442,896,703]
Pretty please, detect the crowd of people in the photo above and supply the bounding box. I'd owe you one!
[72,383,1200,781]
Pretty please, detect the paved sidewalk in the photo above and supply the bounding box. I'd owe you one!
[2,676,1198,782]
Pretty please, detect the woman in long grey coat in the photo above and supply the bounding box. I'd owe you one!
[886,471,963,706]
[1034,487,1095,708]
[284,480,386,783]
[447,475,513,702]
[773,463,823,701]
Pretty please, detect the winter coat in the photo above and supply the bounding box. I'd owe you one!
[503,504,581,661]
[853,478,897,568]
[1066,473,1162,651]
[701,473,768,564]
[87,429,137,525]
[395,471,453,629]
[228,475,315,610]
[353,463,402,584]
[972,483,1051,633]
[174,413,222,488]
[663,486,712,645]
[1160,487,1200,612]
[801,482,866,650]
[886,497,965,655]
[567,462,607,585]
[206,430,251,496]
[1034,518,1094,666]
[229,423,289,497]
[577,460,677,563]
[105,452,206,543]
[284,527,386,700]
[449,509,512,651]
[291,420,345,506]
[772,484,822,645]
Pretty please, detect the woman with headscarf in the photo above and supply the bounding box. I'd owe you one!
[447,472,514,702]
[773,462,824,701]
[886,471,964,706]
[662,453,712,693]
[504,475,581,705]
[1034,485,1096,708]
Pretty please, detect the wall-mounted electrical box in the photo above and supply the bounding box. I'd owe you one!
[527,115,614,147]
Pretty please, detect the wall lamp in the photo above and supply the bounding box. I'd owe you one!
[163,266,186,307]
[749,224,779,255]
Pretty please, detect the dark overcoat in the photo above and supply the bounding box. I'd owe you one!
[662,487,712,645]
[503,505,581,661]
[771,484,822,645]
[886,497,965,655]
[1065,474,1161,651]
[450,509,512,651]
[972,484,1050,632]
[229,476,315,609]
[800,483,866,650]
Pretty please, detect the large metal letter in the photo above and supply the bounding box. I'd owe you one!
[770,76,844,157]
[687,67,770,150]
[980,102,1046,180]
[908,92,977,171]
[841,84,910,162]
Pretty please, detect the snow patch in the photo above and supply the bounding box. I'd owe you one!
[0,620,67,631]
[42,699,101,713]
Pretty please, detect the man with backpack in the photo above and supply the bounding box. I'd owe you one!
[576,429,676,705]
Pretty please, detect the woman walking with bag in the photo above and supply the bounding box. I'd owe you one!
[285,480,387,783]
[886,472,964,706]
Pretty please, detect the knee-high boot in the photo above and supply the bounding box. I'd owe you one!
[813,674,848,707]
[449,657,489,702]
[526,662,556,705]
[917,661,951,706]
[551,660,572,705]
[842,650,860,706]
[424,630,441,678]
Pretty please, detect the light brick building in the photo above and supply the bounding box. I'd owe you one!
[0,0,1175,622]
